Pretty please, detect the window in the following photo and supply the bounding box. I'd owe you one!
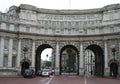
[3,55,8,67]
[13,39,18,50]
[0,23,1,29]
[4,38,9,49]
[6,23,9,30]
[12,56,16,67]
[26,26,30,32]
[14,25,18,32]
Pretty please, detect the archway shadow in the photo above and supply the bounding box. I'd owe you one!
[85,44,104,77]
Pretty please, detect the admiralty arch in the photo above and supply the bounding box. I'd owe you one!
[0,4,120,77]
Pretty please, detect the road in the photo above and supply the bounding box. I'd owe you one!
[0,76,120,84]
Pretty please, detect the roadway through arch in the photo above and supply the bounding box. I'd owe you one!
[60,45,79,75]
[35,44,53,73]
[85,44,104,77]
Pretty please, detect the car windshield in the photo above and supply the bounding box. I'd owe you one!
[25,69,32,72]
[42,69,49,72]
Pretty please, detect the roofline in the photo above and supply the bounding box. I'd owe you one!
[17,3,120,15]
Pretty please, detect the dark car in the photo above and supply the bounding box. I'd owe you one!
[23,69,35,78]
[36,70,42,76]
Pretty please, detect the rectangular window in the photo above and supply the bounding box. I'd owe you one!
[14,25,18,31]
[6,24,9,30]
[13,39,18,50]
[26,26,30,32]
[12,56,16,67]
[3,55,8,67]
[14,25,18,32]
[4,38,9,49]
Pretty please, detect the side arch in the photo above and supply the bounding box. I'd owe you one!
[85,44,104,76]
[35,44,54,73]
[20,58,31,75]
[108,59,119,77]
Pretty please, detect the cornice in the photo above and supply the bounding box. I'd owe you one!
[18,4,120,15]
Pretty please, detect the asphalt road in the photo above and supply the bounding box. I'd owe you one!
[0,76,120,84]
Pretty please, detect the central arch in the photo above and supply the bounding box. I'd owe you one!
[60,45,79,75]
[35,44,53,73]
[85,44,104,76]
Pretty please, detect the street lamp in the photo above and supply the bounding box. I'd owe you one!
[22,47,28,74]
[110,45,117,77]
[112,48,116,61]
[111,45,116,60]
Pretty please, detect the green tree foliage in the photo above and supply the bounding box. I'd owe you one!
[66,49,76,71]
[44,61,52,67]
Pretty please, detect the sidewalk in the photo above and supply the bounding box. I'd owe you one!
[0,75,23,78]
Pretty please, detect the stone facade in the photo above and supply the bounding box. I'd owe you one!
[0,4,120,77]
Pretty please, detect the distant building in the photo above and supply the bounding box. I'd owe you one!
[0,4,120,77]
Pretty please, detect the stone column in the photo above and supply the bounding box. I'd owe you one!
[31,40,35,69]
[17,39,21,68]
[55,41,60,75]
[119,43,120,77]
[104,40,109,76]
[8,38,13,67]
[79,42,84,75]
[0,37,4,67]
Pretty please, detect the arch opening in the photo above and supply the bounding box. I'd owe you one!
[35,44,53,73]
[110,62,118,77]
[85,44,104,77]
[60,45,79,75]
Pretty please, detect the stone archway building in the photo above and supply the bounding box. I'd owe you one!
[0,4,120,77]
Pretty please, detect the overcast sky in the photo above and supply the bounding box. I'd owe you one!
[0,0,120,12]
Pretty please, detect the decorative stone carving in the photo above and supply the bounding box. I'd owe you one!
[21,39,32,60]
[83,40,104,50]
[35,40,56,50]
[59,41,79,51]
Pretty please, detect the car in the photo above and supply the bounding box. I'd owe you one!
[23,69,35,78]
[41,69,51,77]
[36,70,42,76]
[51,69,54,75]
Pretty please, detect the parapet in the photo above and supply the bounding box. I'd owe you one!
[17,3,120,15]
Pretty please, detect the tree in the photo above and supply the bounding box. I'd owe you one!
[44,61,52,68]
[66,49,76,72]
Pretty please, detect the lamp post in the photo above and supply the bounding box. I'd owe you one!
[111,45,116,77]
[112,48,116,61]
[23,47,28,74]
[111,45,116,61]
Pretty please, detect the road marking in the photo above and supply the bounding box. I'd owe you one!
[84,76,87,84]
[45,76,53,84]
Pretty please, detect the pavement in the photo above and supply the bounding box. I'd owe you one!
[0,76,120,84]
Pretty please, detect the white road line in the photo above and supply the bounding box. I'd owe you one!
[45,76,53,84]
[84,76,87,84]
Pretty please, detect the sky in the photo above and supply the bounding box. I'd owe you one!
[0,0,120,12]
[41,48,52,61]
[0,0,120,60]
